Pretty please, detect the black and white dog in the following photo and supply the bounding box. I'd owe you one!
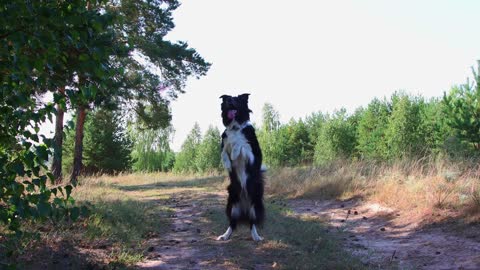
[217,93,265,242]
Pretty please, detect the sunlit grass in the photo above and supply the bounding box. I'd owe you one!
[267,159,480,220]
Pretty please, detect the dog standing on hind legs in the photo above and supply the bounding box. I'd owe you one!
[217,93,265,242]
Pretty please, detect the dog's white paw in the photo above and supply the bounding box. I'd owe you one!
[217,227,233,241]
[221,151,232,171]
[252,234,264,242]
[222,159,232,171]
[251,225,264,242]
[261,164,268,172]
[231,145,241,160]
[217,234,231,241]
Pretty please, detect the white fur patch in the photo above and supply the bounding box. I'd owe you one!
[251,224,263,241]
[222,121,255,190]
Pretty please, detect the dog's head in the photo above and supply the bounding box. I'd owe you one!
[220,93,252,127]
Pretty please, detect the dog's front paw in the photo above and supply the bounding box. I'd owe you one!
[222,151,232,171]
[231,145,241,160]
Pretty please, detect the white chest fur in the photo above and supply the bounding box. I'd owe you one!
[221,121,255,189]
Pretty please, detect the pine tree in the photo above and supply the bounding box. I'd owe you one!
[443,62,480,152]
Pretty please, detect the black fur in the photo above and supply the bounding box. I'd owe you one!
[220,94,265,232]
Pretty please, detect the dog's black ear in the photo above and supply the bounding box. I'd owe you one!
[220,95,231,101]
[238,93,250,102]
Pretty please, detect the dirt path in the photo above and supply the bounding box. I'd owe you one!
[136,191,272,270]
[137,192,228,269]
[289,199,480,270]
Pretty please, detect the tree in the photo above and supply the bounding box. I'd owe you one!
[304,112,326,162]
[259,104,283,167]
[443,62,480,152]
[356,98,390,160]
[284,119,311,166]
[51,87,66,183]
[130,126,175,172]
[173,123,202,173]
[419,98,452,156]
[314,109,357,165]
[82,109,132,174]
[384,92,425,159]
[67,0,211,183]
[262,103,281,132]
[195,126,222,172]
[0,0,89,244]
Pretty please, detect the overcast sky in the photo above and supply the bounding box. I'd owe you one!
[167,0,480,151]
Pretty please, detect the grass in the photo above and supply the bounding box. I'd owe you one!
[0,172,224,269]
[267,159,480,222]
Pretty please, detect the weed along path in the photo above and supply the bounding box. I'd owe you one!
[289,199,480,270]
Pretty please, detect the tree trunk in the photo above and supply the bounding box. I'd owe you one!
[71,106,87,184]
[51,87,65,184]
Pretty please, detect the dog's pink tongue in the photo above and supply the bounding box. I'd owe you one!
[228,110,237,120]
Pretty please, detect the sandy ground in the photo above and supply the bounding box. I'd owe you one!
[289,199,480,270]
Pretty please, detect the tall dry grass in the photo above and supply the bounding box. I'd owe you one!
[266,158,480,216]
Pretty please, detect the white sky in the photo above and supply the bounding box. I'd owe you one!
[167,0,480,151]
[39,0,480,152]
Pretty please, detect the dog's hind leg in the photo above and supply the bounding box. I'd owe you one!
[217,199,239,241]
[217,226,233,241]
[217,217,237,241]
[250,224,263,241]
[249,206,264,241]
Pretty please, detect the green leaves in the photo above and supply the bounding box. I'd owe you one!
[35,145,49,161]
[443,65,480,153]
[0,0,92,247]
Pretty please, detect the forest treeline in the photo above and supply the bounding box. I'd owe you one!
[70,62,480,174]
